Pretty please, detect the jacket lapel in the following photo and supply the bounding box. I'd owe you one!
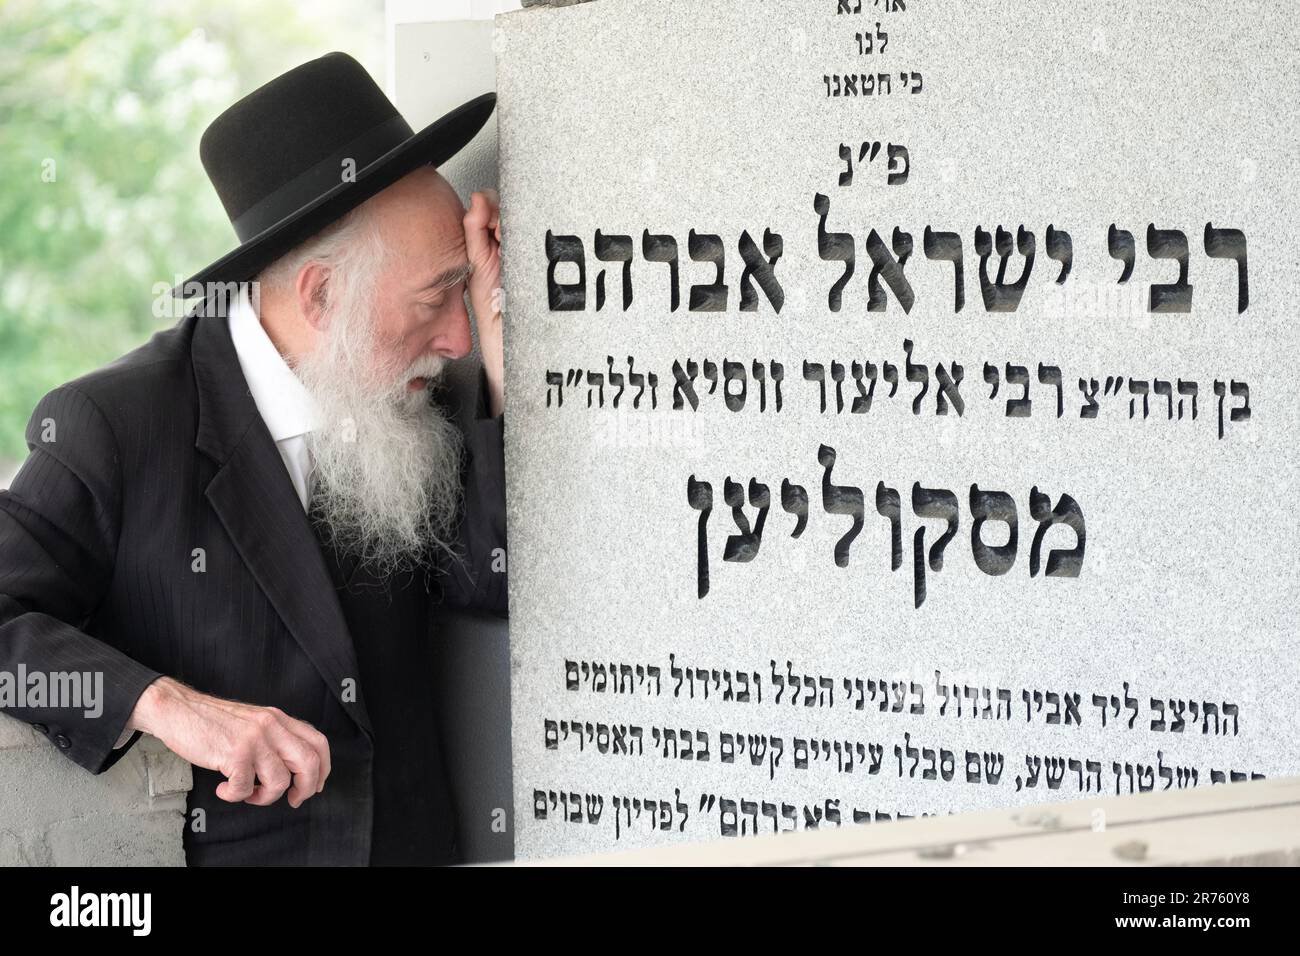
[190,303,373,737]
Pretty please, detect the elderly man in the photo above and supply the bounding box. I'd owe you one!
[0,53,506,865]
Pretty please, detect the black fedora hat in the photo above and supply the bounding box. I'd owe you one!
[173,51,495,299]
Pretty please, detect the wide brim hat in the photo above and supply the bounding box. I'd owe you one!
[173,51,495,299]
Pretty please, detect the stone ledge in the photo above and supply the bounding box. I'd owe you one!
[521,0,599,8]
[0,714,44,751]
[0,724,191,865]
[517,776,1300,867]
[138,734,194,800]
[44,809,186,867]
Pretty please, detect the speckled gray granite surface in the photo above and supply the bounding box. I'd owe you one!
[495,0,1299,859]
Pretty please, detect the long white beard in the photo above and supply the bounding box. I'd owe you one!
[294,306,464,576]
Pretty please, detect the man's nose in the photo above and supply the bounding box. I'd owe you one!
[434,301,474,360]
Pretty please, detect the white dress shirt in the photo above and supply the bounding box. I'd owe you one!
[227,284,322,512]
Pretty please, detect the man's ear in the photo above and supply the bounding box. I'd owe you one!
[296,261,331,332]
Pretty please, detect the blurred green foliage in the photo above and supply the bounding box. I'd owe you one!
[0,0,382,465]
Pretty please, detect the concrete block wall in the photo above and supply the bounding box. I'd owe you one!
[0,715,192,866]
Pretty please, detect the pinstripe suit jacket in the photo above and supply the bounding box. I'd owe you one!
[0,303,508,865]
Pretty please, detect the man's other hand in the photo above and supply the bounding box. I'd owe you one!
[128,677,331,808]
[463,188,504,417]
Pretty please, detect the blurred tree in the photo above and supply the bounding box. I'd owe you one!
[0,0,382,468]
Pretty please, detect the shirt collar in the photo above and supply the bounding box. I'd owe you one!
[227,284,321,443]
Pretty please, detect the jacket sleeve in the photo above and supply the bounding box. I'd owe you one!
[0,384,163,773]
[431,366,508,618]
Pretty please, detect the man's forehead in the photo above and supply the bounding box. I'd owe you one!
[370,167,471,289]
[421,216,472,289]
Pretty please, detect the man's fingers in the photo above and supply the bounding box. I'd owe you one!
[465,191,501,255]
[243,748,292,807]
[483,189,501,247]
[464,196,491,262]
[485,193,500,244]
[265,716,329,806]
[280,716,332,793]
[216,759,256,803]
[464,191,489,229]
[469,188,499,214]
[264,725,320,807]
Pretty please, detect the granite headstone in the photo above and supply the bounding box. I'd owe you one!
[495,0,1298,858]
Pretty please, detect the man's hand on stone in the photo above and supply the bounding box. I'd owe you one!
[128,676,331,808]
[464,188,504,417]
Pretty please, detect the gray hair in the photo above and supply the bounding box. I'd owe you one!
[256,202,389,313]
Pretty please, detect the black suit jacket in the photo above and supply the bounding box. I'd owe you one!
[0,303,507,865]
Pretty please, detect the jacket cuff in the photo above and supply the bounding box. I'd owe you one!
[50,665,162,774]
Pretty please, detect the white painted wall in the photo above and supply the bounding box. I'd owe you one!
[385,0,522,96]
